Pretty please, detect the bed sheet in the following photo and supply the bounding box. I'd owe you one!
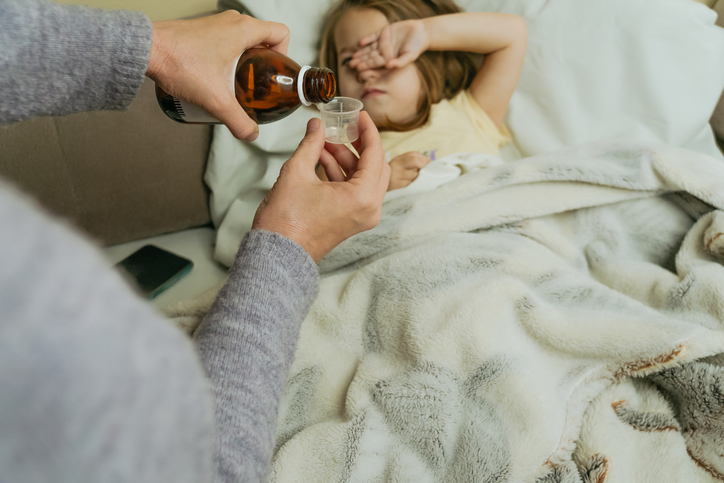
[174,141,724,481]
[104,227,228,310]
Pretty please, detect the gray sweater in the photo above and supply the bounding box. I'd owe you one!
[0,1,320,482]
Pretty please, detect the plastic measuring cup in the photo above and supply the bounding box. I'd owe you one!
[318,97,364,144]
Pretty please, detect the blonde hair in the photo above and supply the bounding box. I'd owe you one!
[318,0,479,131]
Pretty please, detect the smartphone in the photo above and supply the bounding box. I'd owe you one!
[115,245,193,299]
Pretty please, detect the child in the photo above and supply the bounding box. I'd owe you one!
[314,0,527,191]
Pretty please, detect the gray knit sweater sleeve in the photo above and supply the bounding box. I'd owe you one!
[0,0,322,481]
[0,0,152,123]
[0,181,217,483]
[194,231,319,483]
[0,181,319,483]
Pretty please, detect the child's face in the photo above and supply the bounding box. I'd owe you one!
[334,8,423,128]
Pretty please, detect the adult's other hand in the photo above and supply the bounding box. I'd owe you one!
[146,11,289,141]
[252,112,390,263]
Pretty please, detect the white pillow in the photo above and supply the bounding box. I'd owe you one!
[208,0,724,266]
[459,0,724,157]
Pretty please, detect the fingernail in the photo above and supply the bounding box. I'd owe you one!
[249,130,259,142]
[307,118,320,134]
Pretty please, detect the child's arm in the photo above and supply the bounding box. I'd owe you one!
[350,13,527,128]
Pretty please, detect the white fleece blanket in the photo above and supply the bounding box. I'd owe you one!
[267,142,724,482]
[170,141,724,481]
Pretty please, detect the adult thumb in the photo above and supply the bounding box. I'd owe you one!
[289,118,325,171]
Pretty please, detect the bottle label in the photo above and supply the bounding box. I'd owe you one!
[172,52,244,124]
[174,97,220,123]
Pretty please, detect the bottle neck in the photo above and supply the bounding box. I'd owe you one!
[298,66,336,106]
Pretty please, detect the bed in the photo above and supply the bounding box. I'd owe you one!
[208,0,724,267]
[171,0,724,481]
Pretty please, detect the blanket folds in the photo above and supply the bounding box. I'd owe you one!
[173,141,724,482]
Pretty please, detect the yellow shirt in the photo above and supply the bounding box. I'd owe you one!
[380,89,512,161]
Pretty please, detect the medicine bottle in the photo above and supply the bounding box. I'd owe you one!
[156,48,336,125]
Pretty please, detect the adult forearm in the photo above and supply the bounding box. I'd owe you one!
[0,0,151,124]
[194,230,319,483]
[422,12,527,55]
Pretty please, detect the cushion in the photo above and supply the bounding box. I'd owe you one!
[471,0,724,157]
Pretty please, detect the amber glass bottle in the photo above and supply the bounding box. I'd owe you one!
[156,48,336,125]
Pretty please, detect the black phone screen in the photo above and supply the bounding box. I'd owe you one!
[115,245,193,299]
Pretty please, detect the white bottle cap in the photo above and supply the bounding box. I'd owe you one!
[298,65,312,106]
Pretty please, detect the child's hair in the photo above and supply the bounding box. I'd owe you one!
[318,0,479,131]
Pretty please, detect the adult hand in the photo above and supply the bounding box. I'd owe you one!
[252,112,390,263]
[349,19,429,71]
[387,151,430,191]
[146,11,290,141]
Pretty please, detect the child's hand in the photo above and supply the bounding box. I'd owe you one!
[388,152,431,191]
[349,20,429,71]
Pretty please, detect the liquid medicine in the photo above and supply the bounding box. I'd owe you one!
[156,48,336,125]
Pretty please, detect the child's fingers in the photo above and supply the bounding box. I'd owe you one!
[393,168,420,181]
[379,27,395,62]
[352,43,376,59]
[387,50,417,69]
[351,49,386,70]
[359,32,380,47]
[355,57,385,71]
[410,154,431,169]
[399,159,423,171]
[394,152,429,170]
